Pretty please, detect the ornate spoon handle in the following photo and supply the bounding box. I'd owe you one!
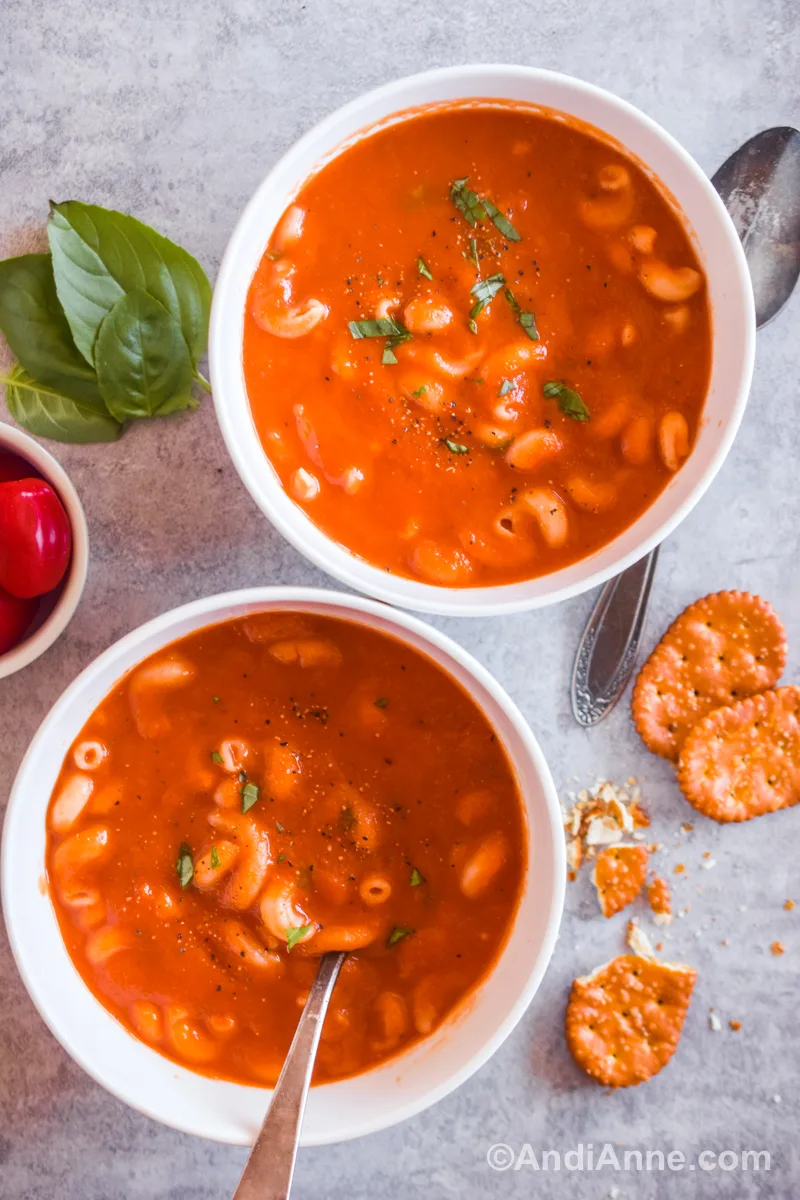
[570,548,659,727]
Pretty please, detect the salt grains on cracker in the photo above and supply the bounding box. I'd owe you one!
[678,686,800,822]
[565,954,696,1087]
[593,844,649,917]
[632,592,786,761]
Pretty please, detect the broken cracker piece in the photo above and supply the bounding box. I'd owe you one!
[627,917,657,959]
[632,591,786,760]
[648,877,673,926]
[593,844,649,917]
[565,954,696,1087]
[770,941,785,956]
[678,686,800,822]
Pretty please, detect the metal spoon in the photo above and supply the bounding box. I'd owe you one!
[232,950,346,1200]
[571,126,800,727]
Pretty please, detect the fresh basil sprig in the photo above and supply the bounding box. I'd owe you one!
[0,201,212,442]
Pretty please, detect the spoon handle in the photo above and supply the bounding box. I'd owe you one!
[232,951,346,1200]
[570,547,659,727]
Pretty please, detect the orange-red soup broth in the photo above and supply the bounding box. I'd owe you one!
[244,103,711,587]
[47,612,527,1085]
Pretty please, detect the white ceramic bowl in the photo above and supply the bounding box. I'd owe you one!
[2,587,564,1145]
[210,65,755,617]
[0,423,89,679]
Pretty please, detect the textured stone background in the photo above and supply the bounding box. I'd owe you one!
[1,1,799,1196]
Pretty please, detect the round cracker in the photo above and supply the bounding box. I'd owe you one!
[593,844,649,918]
[678,685,800,822]
[565,954,696,1087]
[632,591,786,760]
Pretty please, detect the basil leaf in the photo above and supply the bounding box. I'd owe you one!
[519,312,539,341]
[451,180,521,241]
[410,867,425,887]
[0,254,104,405]
[543,380,590,421]
[498,378,514,396]
[445,439,469,455]
[450,178,487,227]
[469,273,505,319]
[411,385,427,399]
[382,344,398,365]
[241,781,260,813]
[482,197,522,242]
[210,845,220,869]
[95,289,196,421]
[504,288,539,341]
[3,364,121,443]
[374,697,389,708]
[211,750,223,764]
[275,820,285,833]
[47,200,211,366]
[387,925,413,948]
[286,924,312,951]
[467,319,478,335]
[176,842,194,888]
[417,256,433,281]
[348,318,406,339]
[467,238,479,270]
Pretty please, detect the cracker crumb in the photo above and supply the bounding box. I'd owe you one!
[674,863,685,874]
[709,1012,722,1032]
[785,899,795,911]
[770,941,785,956]
[729,1019,742,1031]
[682,822,694,832]
[700,858,716,870]
[626,917,657,960]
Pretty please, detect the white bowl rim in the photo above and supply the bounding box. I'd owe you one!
[209,63,756,617]
[0,423,89,679]
[1,585,565,1145]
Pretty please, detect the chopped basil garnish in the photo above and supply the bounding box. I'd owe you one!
[469,273,505,319]
[286,924,312,952]
[212,696,220,703]
[387,925,414,948]
[241,781,260,813]
[276,819,285,833]
[211,750,223,764]
[468,238,479,270]
[277,852,286,862]
[411,385,427,399]
[482,197,522,242]
[176,843,193,888]
[450,177,487,227]
[519,311,539,340]
[467,318,478,335]
[410,867,425,887]
[504,287,539,341]
[498,378,514,397]
[450,177,521,241]
[444,440,469,455]
[543,380,590,421]
[417,256,433,281]
[348,318,406,339]
[210,845,220,869]
[348,315,413,366]
[374,697,389,709]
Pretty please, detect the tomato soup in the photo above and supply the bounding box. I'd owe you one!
[46,611,526,1085]
[243,103,712,587]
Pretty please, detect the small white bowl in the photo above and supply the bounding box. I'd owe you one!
[210,65,755,617]
[1,587,564,1145]
[0,424,89,679]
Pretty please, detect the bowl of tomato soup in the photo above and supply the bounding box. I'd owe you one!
[2,588,564,1144]
[210,66,754,615]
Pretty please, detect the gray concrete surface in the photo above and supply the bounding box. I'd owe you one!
[1,0,799,1196]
